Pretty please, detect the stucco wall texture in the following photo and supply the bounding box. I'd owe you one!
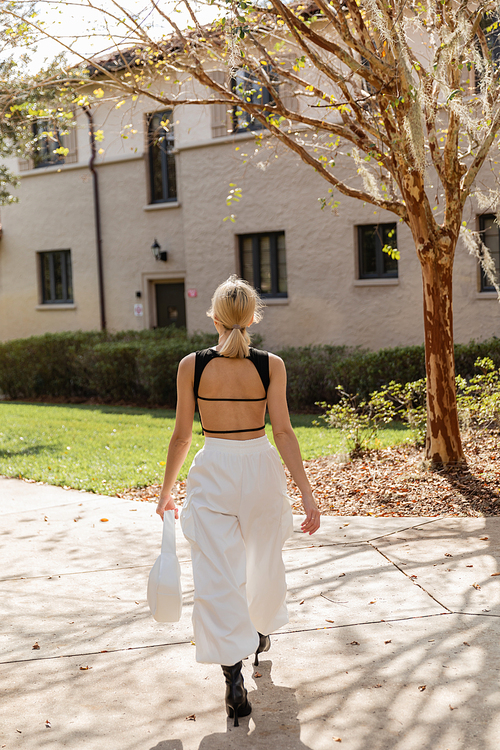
[0,97,499,350]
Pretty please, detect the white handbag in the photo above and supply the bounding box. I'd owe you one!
[147,511,183,622]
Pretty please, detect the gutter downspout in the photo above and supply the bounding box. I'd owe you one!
[84,106,106,331]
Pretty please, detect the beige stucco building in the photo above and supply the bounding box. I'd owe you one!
[0,77,499,351]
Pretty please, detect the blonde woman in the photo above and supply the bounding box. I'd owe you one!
[156,275,320,726]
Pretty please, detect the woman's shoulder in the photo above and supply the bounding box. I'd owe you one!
[178,351,197,370]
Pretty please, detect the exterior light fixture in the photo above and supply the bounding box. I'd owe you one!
[151,238,167,262]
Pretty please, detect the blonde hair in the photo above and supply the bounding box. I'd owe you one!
[207,275,263,358]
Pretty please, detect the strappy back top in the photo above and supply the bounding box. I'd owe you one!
[194,347,270,435]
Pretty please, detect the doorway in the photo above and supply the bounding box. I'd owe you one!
[155,282,186,328]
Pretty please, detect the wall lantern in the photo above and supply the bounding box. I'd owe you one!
[151,238,168,262]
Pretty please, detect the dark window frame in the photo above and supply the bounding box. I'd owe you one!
[475,14,500,90]
[39,249,73,304]
[231,68,275,134]
[147,110,177,204]
[479,213,500,292]
[239,231,287,298]
[32,120,65,169]
[357,223,398,279]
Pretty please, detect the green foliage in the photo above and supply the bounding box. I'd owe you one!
[277,345,349,411]
[456,357,500,431]
[3,332,500,414]
[0,328,218,405]
[317,356,500,457]
[371,379,427,446]
[316,385,396,457]
[278,338,500,412]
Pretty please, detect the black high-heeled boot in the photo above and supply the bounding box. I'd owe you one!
[254,632,271,666]
[221,661,252,727]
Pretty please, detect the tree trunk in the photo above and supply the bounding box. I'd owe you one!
[420,250,465,466]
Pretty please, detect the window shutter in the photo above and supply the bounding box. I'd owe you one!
[18,157,33,172]
[210,70,231,138]
[64,124,78,165]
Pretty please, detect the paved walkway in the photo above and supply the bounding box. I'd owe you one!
[1,477,500,749]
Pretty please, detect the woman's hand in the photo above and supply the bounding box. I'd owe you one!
[156,493,179,521]
[301,495,321,535]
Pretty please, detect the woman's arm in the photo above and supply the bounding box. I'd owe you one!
[267,354,320,535]
[156,353,196,520]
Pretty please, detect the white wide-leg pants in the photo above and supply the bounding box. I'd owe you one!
[180,436,294,665]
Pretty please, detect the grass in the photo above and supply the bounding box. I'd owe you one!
[0,402,412,495]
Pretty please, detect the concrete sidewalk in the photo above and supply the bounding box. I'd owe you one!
[1,477,500,750]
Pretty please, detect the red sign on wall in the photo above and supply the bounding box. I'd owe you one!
[187,289,198,298]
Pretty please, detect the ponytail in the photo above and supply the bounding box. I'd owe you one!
[207,275,263,358]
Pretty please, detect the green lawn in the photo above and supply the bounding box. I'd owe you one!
[0,402,411,494]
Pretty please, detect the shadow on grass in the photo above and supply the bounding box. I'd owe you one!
[0,444,61,459]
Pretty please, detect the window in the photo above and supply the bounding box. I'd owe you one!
[239,232,287,297]
[40,250,73,304]
[475,14,500,90]
[232,69,274,133]
[481,14,500,65]
[358,223,398,279]
[32,120,65,168]
[360,55,376,97]
[479,214,500,291]
[148,110,177,203]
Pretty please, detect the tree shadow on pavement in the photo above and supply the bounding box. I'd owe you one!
[150,660,313,750]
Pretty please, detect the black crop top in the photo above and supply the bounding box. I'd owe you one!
[194,347,270,435]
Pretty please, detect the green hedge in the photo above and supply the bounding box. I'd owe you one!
[0,328,217,405]
[1,329,500,410]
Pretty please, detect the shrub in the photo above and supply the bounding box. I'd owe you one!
[316,385,396,457]
[276,345,348,411]
[2,330,500,411]
[0,328,216,406]
[456,357,500,430]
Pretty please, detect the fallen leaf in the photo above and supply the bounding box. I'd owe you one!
[334,739,342,743]
[491,573,500,577]
[449,704,457,710]
[418,685,426,691]
[463,642,470,646]
[79,666,92,671]
[254,671,262,678]
[32,642,40,650]
[350,641,359,646]
[45,720,51,729]
[100,518,109,522]
[410,575,418,580]
[100,650,108,653]
[445,553,453,557]
[338,573,345,577]
[325,619,335,623]
[374,684,382,688]
[16,730,22,734]
[480,537,489,541]
[472,583,481,590]
[369,600,376,604]
[466,565,473,568]
[299,600,305,605]
[185,714,196,721]
[384,640,392,644]
[135,601,140,605]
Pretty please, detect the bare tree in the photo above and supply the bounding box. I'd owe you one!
[5,0,500,465]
